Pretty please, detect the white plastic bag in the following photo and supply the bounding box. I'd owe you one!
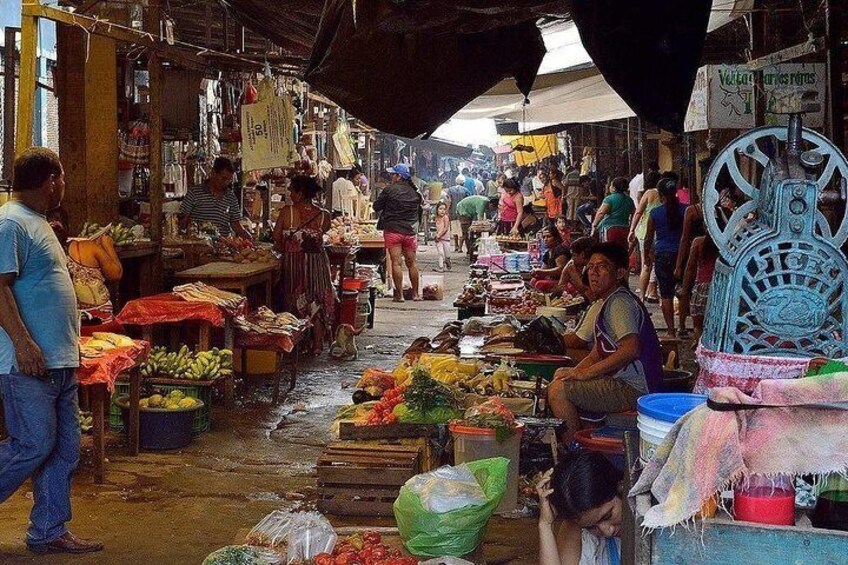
[406,464,488,513]
[245,511,337,563]
[419,559,475,565]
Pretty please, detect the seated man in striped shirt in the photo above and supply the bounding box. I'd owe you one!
[179,157,252,239]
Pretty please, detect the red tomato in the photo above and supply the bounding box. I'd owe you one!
[334,552,357,565]
[314,553,334,565]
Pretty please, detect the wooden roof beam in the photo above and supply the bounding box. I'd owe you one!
[23,1,210,72]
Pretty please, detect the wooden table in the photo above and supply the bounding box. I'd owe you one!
[174,261,278,308]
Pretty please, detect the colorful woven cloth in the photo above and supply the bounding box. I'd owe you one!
[630,372,848,529]
[693,344,815,394]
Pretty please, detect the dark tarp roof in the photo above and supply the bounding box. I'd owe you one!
[570,0,712,133]
[221,0,713,136]
[303,1,557,138]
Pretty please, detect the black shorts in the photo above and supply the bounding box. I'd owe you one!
[654,251,678,298]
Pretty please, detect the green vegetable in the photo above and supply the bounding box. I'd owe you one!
[393,403,411,420]
[404,365,461,415]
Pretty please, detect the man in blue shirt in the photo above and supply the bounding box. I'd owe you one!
[0,148,103,555]
[461,167,476,196]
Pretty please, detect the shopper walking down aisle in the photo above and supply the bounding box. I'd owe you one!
[374,163,424,302]
[447,175,469,252]
[273,175,335,352]
[644,178,688,337]
[592,177,635,249]
[0,148,104,555]
[628,171,662,304]
[498,178,524,235]
[433,202,452,272]
[681,233,718,345]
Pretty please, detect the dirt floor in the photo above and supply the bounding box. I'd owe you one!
[0,243,694,565]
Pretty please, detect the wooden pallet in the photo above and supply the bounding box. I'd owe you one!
[318,443,422,517]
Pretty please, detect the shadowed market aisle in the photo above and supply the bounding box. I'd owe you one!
[0,244,542,565]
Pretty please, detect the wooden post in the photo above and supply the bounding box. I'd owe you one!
[15,14,38,156]
[2,27,18,179]
[147,0,164,294]
[56,26,118,232]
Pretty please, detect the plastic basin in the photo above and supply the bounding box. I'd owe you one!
[637,393,706,463]
[115,396,203,450]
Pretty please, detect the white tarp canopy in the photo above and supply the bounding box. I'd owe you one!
[440,0,753,136]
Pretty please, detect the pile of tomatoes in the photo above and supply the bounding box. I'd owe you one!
[312,531,417,565]
[364,386,405,425]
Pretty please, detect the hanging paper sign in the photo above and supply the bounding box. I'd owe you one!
[241,89,294,172]
[332,122,357,169]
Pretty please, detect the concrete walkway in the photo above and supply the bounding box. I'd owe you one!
[0,242,693,564]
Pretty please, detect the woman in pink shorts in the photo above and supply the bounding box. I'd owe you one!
[373,163,424,302]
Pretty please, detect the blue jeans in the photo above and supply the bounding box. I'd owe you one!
[577,202,596,229]
[0,368,80,545]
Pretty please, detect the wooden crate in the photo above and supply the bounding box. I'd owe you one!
[318,443,422,517]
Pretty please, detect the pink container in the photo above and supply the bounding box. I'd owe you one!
[490,254,506,271]
[734,475,795,526]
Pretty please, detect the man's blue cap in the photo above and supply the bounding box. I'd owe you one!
[386,163,411,180]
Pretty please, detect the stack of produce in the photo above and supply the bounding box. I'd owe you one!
[215,236,277,263]
[455,277,488,307]
[233,307,306,337]
[366,366,463,426]
[352,368,397,404]
[488,289,545,317]
[312,531,417,565]
[139,389,201,410]
[456,398,519,441]
[139,345,233,381]
[326,217,360,247]
[173,282,245,312]
[80,332,137,359]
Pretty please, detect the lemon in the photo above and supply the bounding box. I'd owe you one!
[178,398,197,409]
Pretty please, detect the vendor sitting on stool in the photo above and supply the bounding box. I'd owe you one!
[547,242,662,443]
[531,227,570,292]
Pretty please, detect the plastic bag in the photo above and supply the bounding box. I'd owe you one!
[407,464,488,512]
[419,559,475,565]
[394,457,509,557]
[245,511,337,563]
[202,545,280,565]
[514,316,566,355]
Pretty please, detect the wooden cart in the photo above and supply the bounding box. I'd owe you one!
[623,433,848,565]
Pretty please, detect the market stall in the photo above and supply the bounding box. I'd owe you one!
[116,286,246,407]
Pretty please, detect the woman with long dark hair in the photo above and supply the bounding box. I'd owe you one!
[273,175,335,350]
[644,177,688,337]
[538,451,624,565]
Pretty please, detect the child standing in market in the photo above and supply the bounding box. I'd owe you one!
[433,201,452,272]
[681,233,718,345]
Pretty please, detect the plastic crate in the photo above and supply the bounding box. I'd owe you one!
[110,380,213,436]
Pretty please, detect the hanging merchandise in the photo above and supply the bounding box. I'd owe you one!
[581,147,596,175]
[241,77,297,172]
[332,120,357,169]
[119,120,151,166]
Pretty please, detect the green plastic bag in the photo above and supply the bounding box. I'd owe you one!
[393,457,509,557]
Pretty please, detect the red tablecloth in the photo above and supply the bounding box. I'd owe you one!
[116,292,245,327]
[77,338,149,392]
